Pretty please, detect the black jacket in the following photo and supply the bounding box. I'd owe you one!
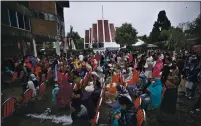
[118,104,137,126]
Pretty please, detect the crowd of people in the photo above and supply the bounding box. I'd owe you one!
[1,48,201,126]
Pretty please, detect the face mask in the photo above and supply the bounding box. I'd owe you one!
[113,72,117,75]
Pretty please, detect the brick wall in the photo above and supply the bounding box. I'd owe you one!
[98,20,104,42]
[85,30,89,43]
[29,1,56,14]
[92,24,97,42]
[31,19,57,36]
[89,28,92,43]
[110,24,116,42]
[104,20,111,42]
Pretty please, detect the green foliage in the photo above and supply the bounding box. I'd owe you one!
[162,27,187,51]
[44,42,53,49]
[184,14,201,45]
[67,26,84,49]
[138,35,149,43]
[149,10,171,43]
[76,38,84,49]
[115,23,138,46]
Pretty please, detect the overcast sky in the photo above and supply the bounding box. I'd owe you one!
[64,1,200,38]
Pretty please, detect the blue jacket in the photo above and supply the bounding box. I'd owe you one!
[147,78,162,108]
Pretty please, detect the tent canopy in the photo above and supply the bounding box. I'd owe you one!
[132,39,145,46]
[104,42,120,48]
[147,44,158,48]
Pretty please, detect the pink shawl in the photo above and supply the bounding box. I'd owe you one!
[152,59,163,78]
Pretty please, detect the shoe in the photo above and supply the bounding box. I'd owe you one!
[196,109,200,112]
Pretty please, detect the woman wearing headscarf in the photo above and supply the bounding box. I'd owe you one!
[144,56,154,79]
[27,80,37,97]
[108,85,132,109]
[117,96,137,126]
[146,53,163,109]
[56,79,72,108]
[160,62,179,115]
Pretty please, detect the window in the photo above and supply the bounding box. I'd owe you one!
[38,12,45,19]
[48,14,56,21]
[17,13,24,29]
[32,11,38,18]
[24,16,30,31]
[8,9,17,27]
[1,6,9,25]
[44,13,49,20]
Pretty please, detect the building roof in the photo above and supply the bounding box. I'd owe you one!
[85,20,116,43]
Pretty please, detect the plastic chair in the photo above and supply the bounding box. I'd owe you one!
[19,71,24,79]
[23,89,32,103]
[41,74,46,82]
[134,97,142,110]
[136,109,146,126]
[39,82,46,94]
[91,111,100,126]
[12,72,18,82]
[1,97,17,121]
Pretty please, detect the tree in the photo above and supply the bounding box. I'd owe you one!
[138,35,149,43]
[164,27,187,51]
[157,10,171,30]
[76,38,84,49]
[185,14,201,44]
[149,10,171,43]
[115,23,138,46]
[44,42,53,49]
[67,26,83,49]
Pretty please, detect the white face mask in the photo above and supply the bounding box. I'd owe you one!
[113,72,117,75]
[151,80,155,84]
